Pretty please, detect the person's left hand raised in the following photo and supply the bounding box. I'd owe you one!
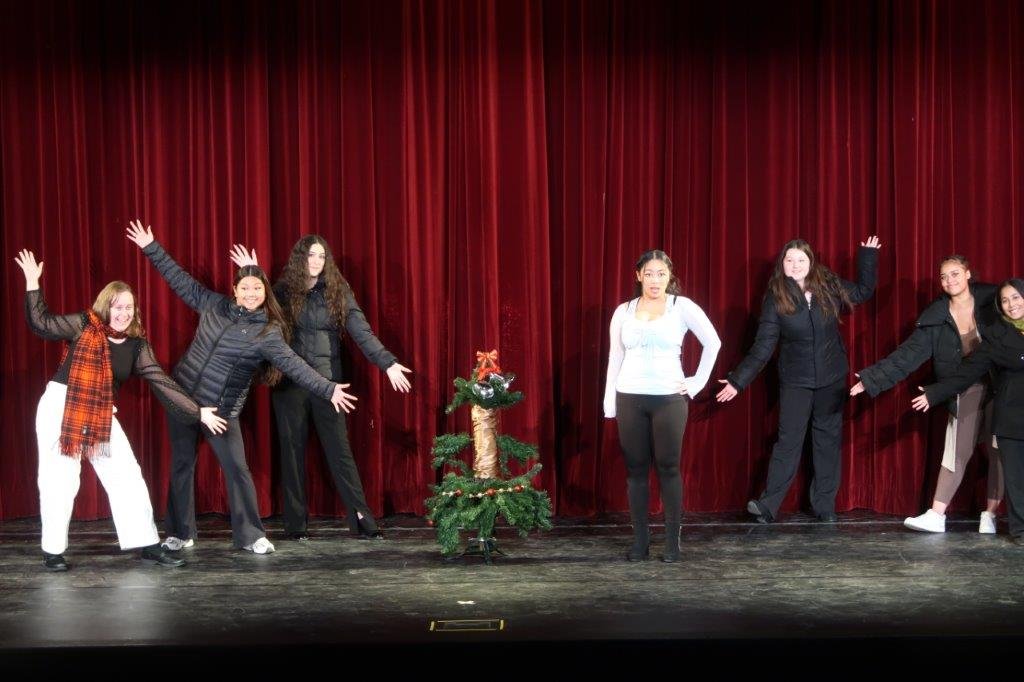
[229,244,258,268]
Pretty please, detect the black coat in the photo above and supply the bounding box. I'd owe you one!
[273,279,396,384]
[142,241,336,418]
[924,317,1024,440]
[857,282,998,413]
[727,246,878,391]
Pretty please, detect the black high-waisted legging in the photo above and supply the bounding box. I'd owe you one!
[615,392,689,524]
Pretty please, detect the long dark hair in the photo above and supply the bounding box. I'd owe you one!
[234,265,288,386]
[632,249,681,298]
[767,239,851,318]
[276,235,352,329]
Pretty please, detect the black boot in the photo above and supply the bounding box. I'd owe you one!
[662,523,681,563]
[626,477,651,561]
[627,523,650,561]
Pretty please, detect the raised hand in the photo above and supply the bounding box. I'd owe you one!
[910,386,931,412]
[330,383,359,413]
[229,244,258,268]
[386,362,413,393]
[14,249,44,289]
[200,407,228,435]
[126,219,155,248]
[715,379,738,402]
[860,235,881,249]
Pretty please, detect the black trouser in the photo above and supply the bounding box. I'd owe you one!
[273,381,378,535]
[996,436,1024,538]
[615,392,689,526]
[164,416,266,548]
[758,379,846,518]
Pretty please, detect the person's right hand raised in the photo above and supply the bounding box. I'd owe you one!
[14,249,43,290]
[126,219,154,249]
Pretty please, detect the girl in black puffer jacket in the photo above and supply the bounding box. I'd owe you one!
[852,255,1002,534]
[128,221,354,555]
[717,236,880,523]
[231,236,411,541]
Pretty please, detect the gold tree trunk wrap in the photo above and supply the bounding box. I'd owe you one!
[471,405,500,479]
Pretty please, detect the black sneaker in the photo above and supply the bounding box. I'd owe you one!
[358,530,385,541]
[141,544,186,567]
[285,532,310,541]
[43,553,69,572]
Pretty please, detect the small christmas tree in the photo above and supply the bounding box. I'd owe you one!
[425,350,552,561]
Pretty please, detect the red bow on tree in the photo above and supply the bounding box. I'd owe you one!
[475,349,502,381]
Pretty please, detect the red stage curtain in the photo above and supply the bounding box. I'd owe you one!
[1,1,1021,521]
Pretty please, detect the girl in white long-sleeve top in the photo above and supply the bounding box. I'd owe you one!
[603,250,721,562]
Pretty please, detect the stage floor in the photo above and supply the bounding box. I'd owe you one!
[1,511,1022,667]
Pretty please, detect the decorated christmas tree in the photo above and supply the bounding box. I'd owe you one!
[425,350,552,561]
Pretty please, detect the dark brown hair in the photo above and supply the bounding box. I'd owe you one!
[767,239,851,318]
[939,254,970,271]
[633,249,681,298]
[276,235,353,330]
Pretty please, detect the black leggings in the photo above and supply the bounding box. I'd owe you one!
[615,392,689,524]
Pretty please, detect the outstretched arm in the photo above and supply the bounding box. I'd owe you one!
[721,295,781,397]
[134,341,228,434]
[127,219,219,311]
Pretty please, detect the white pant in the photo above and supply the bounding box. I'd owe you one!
[35,382,160,554]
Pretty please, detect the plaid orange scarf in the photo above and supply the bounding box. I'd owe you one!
[58,310,126,458]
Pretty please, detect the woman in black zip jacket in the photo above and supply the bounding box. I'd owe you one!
[716,236,880,522]
[127,221,356,554]
[230,236,411,540]
[914,279,1024,546]
[851,255,1002,534]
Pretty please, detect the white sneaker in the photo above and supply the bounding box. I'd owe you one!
[904,510,946,533]
[161,536,194,551]
[243,537,275,554]
[979,511,997,534]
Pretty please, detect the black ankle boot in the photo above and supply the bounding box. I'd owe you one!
[662,523,681,563]
[627,524,650,561]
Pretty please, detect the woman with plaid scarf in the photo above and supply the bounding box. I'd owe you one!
[16,249,227,572]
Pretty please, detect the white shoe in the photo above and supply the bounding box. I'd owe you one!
[904,510,946,533]
[161,536,194,551]
[979,511,997,534]
[243,537,275,554]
